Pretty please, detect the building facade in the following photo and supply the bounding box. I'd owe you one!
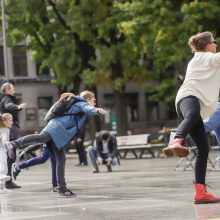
[0,45,176,135]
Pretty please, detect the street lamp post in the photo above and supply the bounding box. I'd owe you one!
[1,0,9,81]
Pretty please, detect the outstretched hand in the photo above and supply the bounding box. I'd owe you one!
[96,108,107,115]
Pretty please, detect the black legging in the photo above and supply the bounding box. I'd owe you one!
[176,96,209,184]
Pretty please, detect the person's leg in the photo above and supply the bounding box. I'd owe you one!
[48,151,58,189]
[87,146,99,173]
[190,118,209,184]
[19,147,49,169]
[12,146,50,181]
[189,116,220,203]
[76,141,87,165]
[76,141,84,165]
[11,132,51,149]
[49,141,75,197]
[163,96,200,157]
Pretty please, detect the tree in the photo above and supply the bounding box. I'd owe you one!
[6,0,96,94]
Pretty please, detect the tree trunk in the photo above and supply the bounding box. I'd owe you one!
[115,90,128,136]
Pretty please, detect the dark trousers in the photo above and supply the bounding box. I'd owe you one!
[76,141,87,164]
[50,142,67,192]
[19,147,57,187]
[176,96,209,184]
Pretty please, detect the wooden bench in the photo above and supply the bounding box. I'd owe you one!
[116,134,166,159]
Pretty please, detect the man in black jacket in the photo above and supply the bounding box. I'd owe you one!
[0,82,27,189]
[87,130,118,173]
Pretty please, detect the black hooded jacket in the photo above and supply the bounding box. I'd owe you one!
[0,93,21,127]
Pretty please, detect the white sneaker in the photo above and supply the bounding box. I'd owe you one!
[0,188,12,193]
[0,175,11,181]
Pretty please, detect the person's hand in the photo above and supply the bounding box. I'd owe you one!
[97,157,103,165]
[18,103,27,110]
[106,157,112,165]
[96,108,107,115]
[4,142,15,159]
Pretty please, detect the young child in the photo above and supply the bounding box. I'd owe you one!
[0,113,14,193]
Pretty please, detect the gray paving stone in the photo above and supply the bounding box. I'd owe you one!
[0,152,220,220]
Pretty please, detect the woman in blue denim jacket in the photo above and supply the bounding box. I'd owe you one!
[6,90,107,197]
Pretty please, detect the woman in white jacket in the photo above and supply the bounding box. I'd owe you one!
[163,31,220,204]
[0,113,13,192]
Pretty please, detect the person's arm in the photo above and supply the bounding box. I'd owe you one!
[108,136,117,159]
[76,102,106,116]
[3,96,23,112]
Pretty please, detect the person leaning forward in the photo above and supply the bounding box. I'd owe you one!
[5,90,106,198]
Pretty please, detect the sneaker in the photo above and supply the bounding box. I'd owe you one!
[51,186,59,192]
[0,175,11,181]
[12,163,21,181]
[163,138,189,158]
[0,188,12,194]
[58,189,77,198]
[5,181,21,189]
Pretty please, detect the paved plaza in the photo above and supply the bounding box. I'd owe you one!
[1,151,220,220]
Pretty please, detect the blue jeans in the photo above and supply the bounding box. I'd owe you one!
[204,102,220,169]
[87,146,118,168]
[19,146,57,187]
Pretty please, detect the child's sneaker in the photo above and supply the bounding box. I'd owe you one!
[0,175,11,181]
[58,189,76,198]
[12,163,21,181]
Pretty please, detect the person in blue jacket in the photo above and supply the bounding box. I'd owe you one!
[6,90,107,197]
[204,101,220,169]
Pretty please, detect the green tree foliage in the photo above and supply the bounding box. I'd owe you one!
[6,0,95,92]
[5,0,220,134]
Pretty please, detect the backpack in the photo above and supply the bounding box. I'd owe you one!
[45,95,85,123]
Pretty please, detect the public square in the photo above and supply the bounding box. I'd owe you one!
[1,151,220,220]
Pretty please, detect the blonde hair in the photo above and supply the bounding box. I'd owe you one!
[59,92,75,100]
[188,31,213,52]
[0,113,12,128]
[80,90,95,100]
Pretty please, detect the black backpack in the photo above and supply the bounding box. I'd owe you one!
[45,95,85,125]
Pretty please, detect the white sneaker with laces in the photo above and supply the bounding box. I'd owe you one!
[0,175,11,181]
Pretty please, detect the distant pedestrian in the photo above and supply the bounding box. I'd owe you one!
[74,123,88,166]
[163,31,220,204]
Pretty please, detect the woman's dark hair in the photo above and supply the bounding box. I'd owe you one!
[100,130,110,140]
[188,31,213,52]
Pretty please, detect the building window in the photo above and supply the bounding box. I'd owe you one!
[126,93,139,122]
[0,46,4,76]
[145,93,160,121]
[37,97,53,127]
[103,93,139,123]
[12,46,27,76]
